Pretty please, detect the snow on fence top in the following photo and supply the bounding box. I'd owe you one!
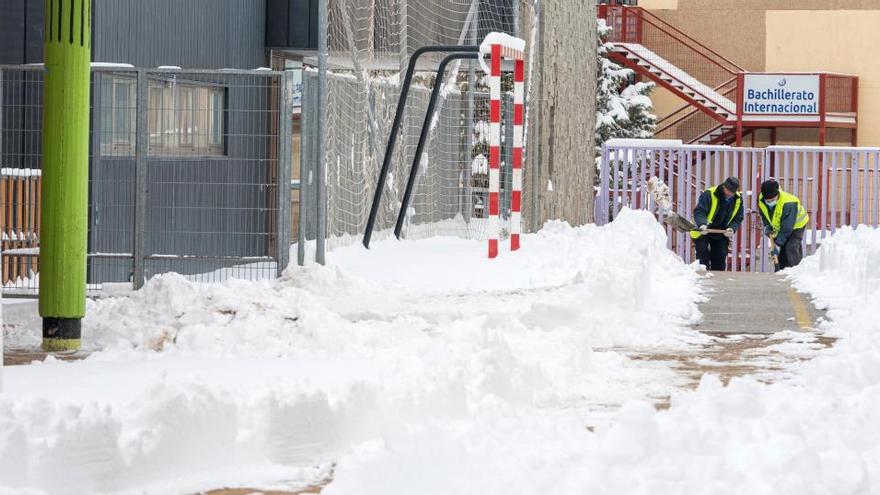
[1,168,41,178]
[479,32,526,74]
[604,138,683,148]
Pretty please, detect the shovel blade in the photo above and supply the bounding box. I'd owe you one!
[663,212,697,234]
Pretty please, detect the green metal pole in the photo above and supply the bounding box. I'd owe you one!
[39,0,91,351]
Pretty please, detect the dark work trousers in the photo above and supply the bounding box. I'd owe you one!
[778,228,806,271]
[694,234,730,271]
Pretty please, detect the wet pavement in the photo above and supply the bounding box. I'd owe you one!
[695,272,823,335]
[628,271,831,409]
[201,486,325,495]
[4,348,89,366]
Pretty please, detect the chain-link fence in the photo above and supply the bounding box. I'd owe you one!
[299,0,540,261]
[0,65,293,296]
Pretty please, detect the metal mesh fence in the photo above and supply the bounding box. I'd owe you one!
[302,0,538,251]
[0,66,293,296]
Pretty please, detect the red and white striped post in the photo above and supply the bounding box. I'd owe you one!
[482,34,526,258]
[488,44,502,259]
[511,57,524,251]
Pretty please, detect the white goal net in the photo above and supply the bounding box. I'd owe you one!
[306,0,538,248]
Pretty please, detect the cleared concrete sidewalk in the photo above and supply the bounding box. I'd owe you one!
[630,271,830,403]
[695,272,822,335]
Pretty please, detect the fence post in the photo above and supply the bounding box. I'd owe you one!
[132,69,148,290]
[465,15,477,223]
[503,92,514,221]
[297,74,312,267]
[316,0,328,265]
[276,72,294,276]
[600,144,610,224]
[528,1,544,232]
[0,69,3,169]
[851,77,859,146]
[851,152,859,226]
[89,72,101,282]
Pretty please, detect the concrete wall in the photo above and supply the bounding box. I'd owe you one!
[638,0,678,10]
[766,10,879,146]
[642,1,880,125]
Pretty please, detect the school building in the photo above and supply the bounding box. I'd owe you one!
[630,0,880,147]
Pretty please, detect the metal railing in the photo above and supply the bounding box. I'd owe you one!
[598,6,859,145]
[598,6,743,88]
[598,141,880,272]
[656,81,738,143]
[0,65,294,296]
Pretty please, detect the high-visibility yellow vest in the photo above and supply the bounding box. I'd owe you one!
[758,190,810,236]
[690,186,742,239]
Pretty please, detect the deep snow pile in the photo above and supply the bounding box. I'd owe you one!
[0,209,706,494]
[319,228,880,495]
[83,207,703,355]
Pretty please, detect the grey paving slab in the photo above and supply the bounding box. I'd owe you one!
[695,272,822,335]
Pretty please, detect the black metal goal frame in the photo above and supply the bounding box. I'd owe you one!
[362,45,480,248]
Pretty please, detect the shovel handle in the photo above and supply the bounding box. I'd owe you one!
[768,237,781,270]
[691,228,729,235]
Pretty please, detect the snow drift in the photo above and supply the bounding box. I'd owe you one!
[322,227,880,495]
[0,209,705,494]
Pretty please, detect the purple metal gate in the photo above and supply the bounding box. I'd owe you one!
[598,141,880,272]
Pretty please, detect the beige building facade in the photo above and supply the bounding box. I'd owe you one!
[640,0,880,146]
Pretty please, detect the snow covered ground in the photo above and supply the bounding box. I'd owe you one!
[1,211,878,494]
[324,225,880,495]
[0,209,705,494]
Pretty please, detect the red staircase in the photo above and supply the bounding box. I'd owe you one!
[598,5,745,144]
[597,5,858,147]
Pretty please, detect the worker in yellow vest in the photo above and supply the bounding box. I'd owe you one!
[692,177,743,271]
[758,179,810,271]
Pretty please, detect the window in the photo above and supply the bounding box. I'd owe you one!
[148,86,164,147]
[147,81,225,156]
[178,87,194,147]
[209,91,223,146]
[100,77,136,154]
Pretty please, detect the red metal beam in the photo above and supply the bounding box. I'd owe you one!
[609,50,731,124]
[736,72,744,146]
[655,78,737,135]
[633,7,744,73]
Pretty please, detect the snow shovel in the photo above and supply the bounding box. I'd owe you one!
[768,237,781,272]
[646,177,726,236]
[663,212,727,236]
[751,211,781,271]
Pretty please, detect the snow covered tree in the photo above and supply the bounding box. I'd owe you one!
[595,19,657,157]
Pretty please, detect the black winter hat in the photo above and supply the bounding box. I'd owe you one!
[722,176,740,193]
[761,179,780,199]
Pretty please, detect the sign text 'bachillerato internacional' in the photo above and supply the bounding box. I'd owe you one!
[743,74,820,115]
